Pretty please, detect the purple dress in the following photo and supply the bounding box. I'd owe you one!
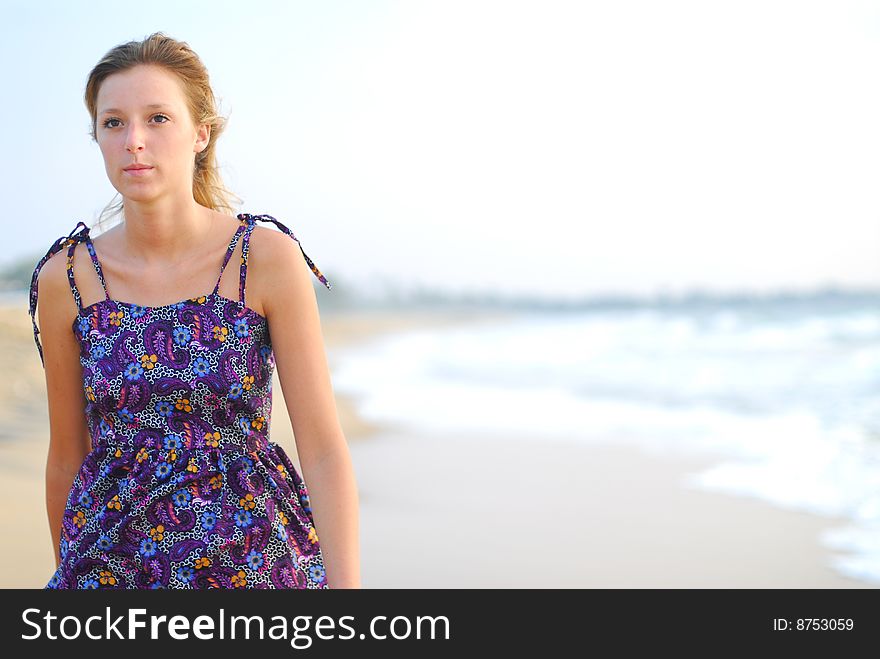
[28,213,333,589]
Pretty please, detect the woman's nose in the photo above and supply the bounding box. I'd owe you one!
[126,130,144,153]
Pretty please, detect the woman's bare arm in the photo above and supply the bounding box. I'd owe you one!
[36,247,93,568]
[255,227,361,589]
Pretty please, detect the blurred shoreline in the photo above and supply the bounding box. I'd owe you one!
[0,302,873,588]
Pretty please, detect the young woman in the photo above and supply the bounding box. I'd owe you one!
[27,32,360,589]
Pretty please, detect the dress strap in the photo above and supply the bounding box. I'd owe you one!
[28,221,98,367]
[211,219,248,295]
[236,213,332,306]
[67,231,111,310]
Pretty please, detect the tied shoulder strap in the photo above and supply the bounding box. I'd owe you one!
[28,221,91,368]
[238,213,332,291]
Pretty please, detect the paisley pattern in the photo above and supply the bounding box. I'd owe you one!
[28,213,333,589]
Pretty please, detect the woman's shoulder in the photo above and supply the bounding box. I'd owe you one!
[245,221,309,294]
[248,220,298,257]
[35,244,70,294]
[242,214,332,318]
[31,234,80,363]
[247,217,326,281]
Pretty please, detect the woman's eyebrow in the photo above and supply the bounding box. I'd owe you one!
[98,103,172,115]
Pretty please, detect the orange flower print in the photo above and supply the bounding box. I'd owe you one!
[73,511,87,528]
[276,464,287,479]
[240,493,256,510]
[136,447,149,463]
[140,354,158,369]
[176,397,192,413]
[308,527,319,544]
[186,457,199,473]
[150,524,165,541]
[278,511,289,526]
[85,385,96,402]
[209,474,223,490]
[99,570,117,586]
[212,325,229,342]
[190,295,207,305]
[252,416,265,431]
[204,431,220,448]
[194,557,212,570]
[109,310,124,326]
[231,570,247,588]
[242,374,255,391]
[114,447,122,458]
[107,494,121,511]
[167,448,178,462]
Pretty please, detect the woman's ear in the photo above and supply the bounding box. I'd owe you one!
[195,122,211,153]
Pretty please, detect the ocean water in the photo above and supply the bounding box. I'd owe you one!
[329,295,880,586]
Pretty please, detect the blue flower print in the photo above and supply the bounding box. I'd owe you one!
[139,538,158,557]
[191,356,211,377]
[309,565,326,584]
[173,326,191,346]
[228,383,242,400]
[234,317,249,338]
[235,509,253,528]
[118,408,135,424]
[155,401,173,417]
[149,582,165,589]
[260,345,271,364]
[276,522,286,541]
[76,316,90,335]
[173,489,192,507]
[163,434,182,450]
[78,492,93,507]
[246,549,264,570]
[130,305,148,319]
[124,362,144,381]
[238,417,253,436]
[97,534,113,550]
[47,573,61,588]
[90,344,106,360]
[82,578,100,589]
[240,456,254,474]
[177,566,195,583]
[155,462,172,480]
[201,511,217,531]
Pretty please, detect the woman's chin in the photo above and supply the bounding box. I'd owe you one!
[113,181,163,202]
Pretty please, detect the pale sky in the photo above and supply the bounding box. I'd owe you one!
[2,0,879,299]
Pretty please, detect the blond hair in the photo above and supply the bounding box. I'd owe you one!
[83,31,241,231]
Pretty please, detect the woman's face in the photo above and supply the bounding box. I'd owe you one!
[95,64,209,204]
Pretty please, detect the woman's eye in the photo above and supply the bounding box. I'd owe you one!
[101,114,168,128]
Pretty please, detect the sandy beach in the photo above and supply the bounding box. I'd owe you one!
[0,303,872,588]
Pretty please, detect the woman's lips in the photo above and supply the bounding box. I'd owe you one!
[124,167,153,176]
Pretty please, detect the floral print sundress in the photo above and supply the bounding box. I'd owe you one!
[28,213,333,589]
